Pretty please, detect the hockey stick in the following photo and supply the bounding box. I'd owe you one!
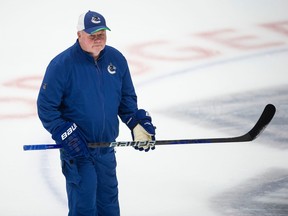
[23,104,276,151]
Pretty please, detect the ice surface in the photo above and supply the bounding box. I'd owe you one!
[1,0,287,215]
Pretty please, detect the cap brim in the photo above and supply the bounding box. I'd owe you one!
[84,27,111,34]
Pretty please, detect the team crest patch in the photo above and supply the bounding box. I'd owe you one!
[42,83,47,90]
[91,16,101,24]
[107,63,116,74]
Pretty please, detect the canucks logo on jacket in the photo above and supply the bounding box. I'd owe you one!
[107,63,116,74]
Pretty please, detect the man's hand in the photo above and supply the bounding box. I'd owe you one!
[127,109,156,152]
[52,122,89,158]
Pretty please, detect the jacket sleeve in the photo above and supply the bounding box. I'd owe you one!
[37,60,67,134]
[118,63,138,124]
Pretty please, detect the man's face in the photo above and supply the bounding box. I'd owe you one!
[78,30,107,58]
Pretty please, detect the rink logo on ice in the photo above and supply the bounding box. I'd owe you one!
[61,123,77,140]
[107,63,116,74]
[91,16,101,24]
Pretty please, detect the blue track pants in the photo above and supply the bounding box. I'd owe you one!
[61,148,120,216]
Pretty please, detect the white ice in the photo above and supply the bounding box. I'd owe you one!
[0,0,288,215]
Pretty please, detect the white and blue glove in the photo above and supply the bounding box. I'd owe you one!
[52,122,90,158]
[127,109,156,152]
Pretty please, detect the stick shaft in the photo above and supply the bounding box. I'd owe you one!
[23,104,275,151]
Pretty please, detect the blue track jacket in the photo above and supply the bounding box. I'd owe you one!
[37,40,138,143]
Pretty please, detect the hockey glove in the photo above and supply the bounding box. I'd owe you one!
[52,122,89,158]
[127,109,156,152]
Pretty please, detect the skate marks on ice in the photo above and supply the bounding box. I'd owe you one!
[163,85,288,149]
[39,152,67,207]
[210,168,288,216]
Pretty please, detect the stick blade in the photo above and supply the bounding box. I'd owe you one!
[247,104,276,141]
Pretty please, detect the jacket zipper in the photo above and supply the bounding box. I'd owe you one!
[94,60,106,141]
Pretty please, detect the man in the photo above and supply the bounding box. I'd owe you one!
[37,10,156,216]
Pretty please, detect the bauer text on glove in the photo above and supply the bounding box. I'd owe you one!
[52,122,89,158]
